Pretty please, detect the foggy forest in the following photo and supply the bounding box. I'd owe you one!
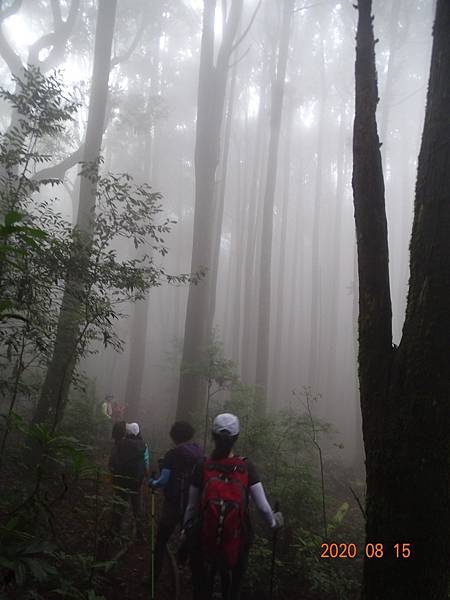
[0,0,448,599]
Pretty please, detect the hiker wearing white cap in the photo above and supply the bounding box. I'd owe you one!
[126,422,150,474]
[182,413,283,600]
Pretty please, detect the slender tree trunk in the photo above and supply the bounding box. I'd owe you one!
[307,38,327,391]
[124,129,153,420]
[240,55,270,383]
[325,107,346,399]
[285,170,304,400]
[177,0,243,421]
[124,42,162,420]
[230,120,247,363]
[271,99,293,404]
[33,0,117,427]
[254,0,293,403]
[208,62,238,333]
[353,1,449,596]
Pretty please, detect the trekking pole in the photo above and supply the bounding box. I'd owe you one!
[150,471,156,600]
[269,501,280,600]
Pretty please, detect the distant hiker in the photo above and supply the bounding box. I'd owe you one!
[183,413,283,600]
[111,400,126,423]
[149,421,203,580]
[109,421,148,541]
[101,396,112,419]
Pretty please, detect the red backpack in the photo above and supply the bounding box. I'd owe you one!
[200,456,249,568]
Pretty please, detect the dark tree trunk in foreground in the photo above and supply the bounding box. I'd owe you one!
[353,1,449,597]
[255,0,293,401]
[33,0,117,427]
[177,0,242,421]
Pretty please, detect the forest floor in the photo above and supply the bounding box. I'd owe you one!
[1,440,363,600]
[103,537,189,600]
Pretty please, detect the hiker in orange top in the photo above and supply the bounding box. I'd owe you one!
[111,400,126,423]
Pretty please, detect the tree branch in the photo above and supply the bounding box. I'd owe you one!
[216,0,243,71]
[0,0,23,23]
[32,144,84,182]
[50,0,62,27]
[230,0,261,53]
[28,0,80,70]
[111,15,148,68]
[293,1,329,12]
[0,26,23,75]
[228,43,252,69]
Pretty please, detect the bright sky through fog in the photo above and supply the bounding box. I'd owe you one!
[4,14,40,56]
[189,0,203,12]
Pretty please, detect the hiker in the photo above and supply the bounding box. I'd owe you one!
[109,421,147,541]
[111,400,126,423]
[149,421,203,580]
[182,413,283,600]
[128,422,150,477]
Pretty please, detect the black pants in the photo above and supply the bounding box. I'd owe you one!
[154,500,182,580]
[190,551,249,600]
[111,485,144,539]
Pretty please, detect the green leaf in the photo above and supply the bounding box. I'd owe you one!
[4,210,24,227]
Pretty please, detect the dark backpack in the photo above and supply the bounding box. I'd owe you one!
[165,442,203,510]
[200,456,249,568]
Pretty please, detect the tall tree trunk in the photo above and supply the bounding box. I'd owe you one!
[229,110,249,364]
[208,62,238,333]
[307,38,327,392]
[284,168,304,400]
[33,0,117,427]
[177,0,243,421]
[240,52,271,383]
[325,107,346,400]
[353,1,449,597]
[254,0,293,402]
[124,39,162,420]
[271,98,293,404]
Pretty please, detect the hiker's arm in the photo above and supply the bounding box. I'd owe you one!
[150,468,171,488]
[249,482,277,528]
[183,485,200,526]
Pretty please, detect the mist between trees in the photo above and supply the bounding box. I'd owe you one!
[1,0,431,453]
[1,0,448,599]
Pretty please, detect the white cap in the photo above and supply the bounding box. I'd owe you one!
[126,422,140,436]
[212,413,240,437]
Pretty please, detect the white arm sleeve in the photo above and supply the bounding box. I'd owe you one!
[249,482,276,528]
[183,485,200,527]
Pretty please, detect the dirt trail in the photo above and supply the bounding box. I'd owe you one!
[105,539,192,600]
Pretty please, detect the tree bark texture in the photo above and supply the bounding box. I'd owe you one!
[353,0,449,597]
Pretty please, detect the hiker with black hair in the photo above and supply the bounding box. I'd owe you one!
[149,421,203,581]
[183,413,283,600]
[109,421,147,541]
